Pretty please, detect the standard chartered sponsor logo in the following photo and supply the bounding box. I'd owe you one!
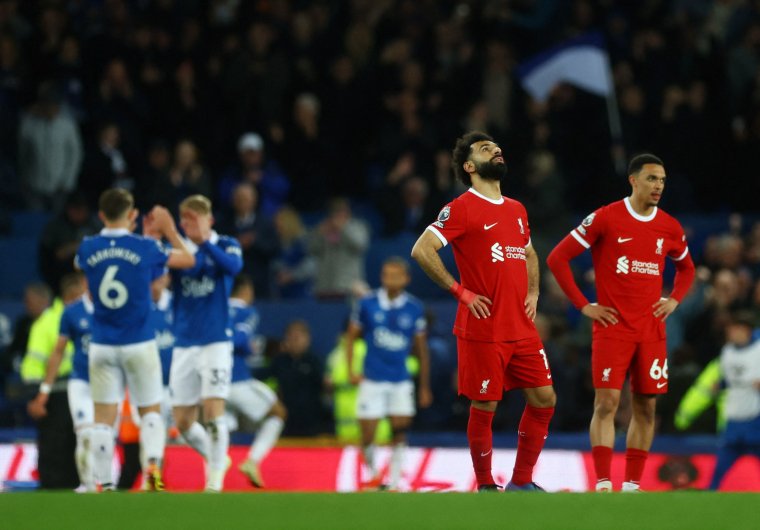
[181,275,216,297]
[373,328,408,351]
[616,256,660,276]
[491,242,504,262]
[491,242,526,263]
[616,256,629,274]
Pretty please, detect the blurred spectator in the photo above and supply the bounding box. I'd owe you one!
[38,191,99,295]
[21,273,83,489]
[377,174,438,236]
[309,198,369,299]
[686,269,744,365]
[0,282,50,386]
[79,122,131,208]
[218,182,278,299]
[148,139,212,215]
[268,320,328,436]
[17,81,82,211]
[137,139,171,211]
[278,93,328,211]
[218,132,290,219]
[272,206,315,299]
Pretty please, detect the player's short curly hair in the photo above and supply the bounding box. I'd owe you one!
[451,131,494,187]
[628,153,664,176]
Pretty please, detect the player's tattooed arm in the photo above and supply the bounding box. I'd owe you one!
[411,230,492,319]
[524,244,540,321]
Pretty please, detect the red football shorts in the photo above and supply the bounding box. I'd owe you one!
[591,337,668,394]
[457,334,553,401]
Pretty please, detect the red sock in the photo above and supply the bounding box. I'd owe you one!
[511,405,554,485]
[467,407,495,486]
[624,448,648,483]
[591,446,613,482]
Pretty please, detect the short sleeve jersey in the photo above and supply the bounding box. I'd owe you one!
[76,229,171,345]
[229,299,260,383]
[59,296,93,381]
[351,289,426,382]
[569,197,689,341]
[426,188,536,342]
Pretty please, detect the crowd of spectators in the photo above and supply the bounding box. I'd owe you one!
[2,1,760,435]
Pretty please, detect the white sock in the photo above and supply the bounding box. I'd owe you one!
[389,443,406,489]
[181,421,210,459]
[362,444,377,477]
[206,417,229,491]
[90,423,115,489]
[75,426,94,490]
[249,416,284,463]
[140,412,166,469]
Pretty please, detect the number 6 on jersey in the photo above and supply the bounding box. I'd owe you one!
[99,265,129,309]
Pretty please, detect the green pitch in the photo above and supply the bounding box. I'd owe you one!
[1,492,756,530]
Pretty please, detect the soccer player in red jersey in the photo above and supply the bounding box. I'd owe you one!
[412,131,556,492]
[546,154,696,492]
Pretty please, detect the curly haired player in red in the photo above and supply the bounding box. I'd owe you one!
[412,131,555,492]
[546,154,695,492]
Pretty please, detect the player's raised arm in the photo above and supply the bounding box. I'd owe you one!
[150,206,195,269]
[546,234,618,327]
[183,208,243,276]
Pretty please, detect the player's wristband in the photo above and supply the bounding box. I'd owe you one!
[448,281,476,305]
[39,382,52,395]
[448,281,464,299]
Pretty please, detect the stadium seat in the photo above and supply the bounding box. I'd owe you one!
[0,237,40,298]
[10,211,51,239]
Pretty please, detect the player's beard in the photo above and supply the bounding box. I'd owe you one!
[476,159,507,181]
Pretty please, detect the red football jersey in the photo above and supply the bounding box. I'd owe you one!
[569,197,689,341]
[427,187,536,342]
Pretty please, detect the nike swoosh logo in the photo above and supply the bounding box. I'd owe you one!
[484,223,498,230]
[480,449,492,457]
[656,381,667,389]
[617,237,633,243]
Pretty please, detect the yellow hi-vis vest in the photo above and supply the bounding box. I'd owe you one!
[20,298,73,383]
[326,335,391,444]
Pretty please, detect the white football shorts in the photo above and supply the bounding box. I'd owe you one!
[226,379,277,423]
[67,377,94,429]
[356,379,415,420]
[169,342,233,406]
[89,340,163,408]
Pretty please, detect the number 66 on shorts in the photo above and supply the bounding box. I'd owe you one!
[591,338,669,394]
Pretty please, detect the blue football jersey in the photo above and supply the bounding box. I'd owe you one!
[151,290,175,386]
[59,295,93,382]
[352,289,426,382]
[172,232,243,347]
[76,228,171,345]
[229,298,260,383]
